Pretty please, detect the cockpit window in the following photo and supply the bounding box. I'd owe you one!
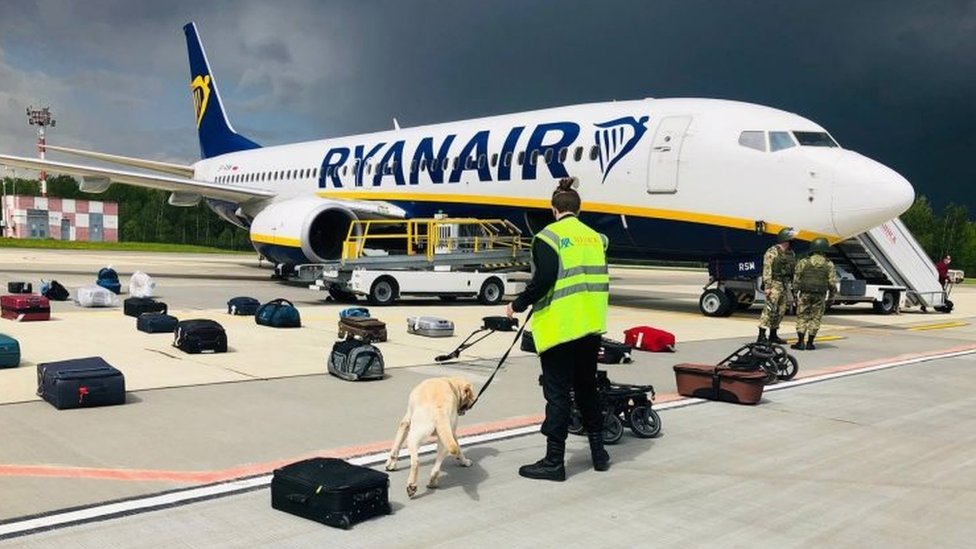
[793,131,838,147]
[769,131,796,152]
[738,131,766,152]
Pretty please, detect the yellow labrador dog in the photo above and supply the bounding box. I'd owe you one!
[385,376,476,497]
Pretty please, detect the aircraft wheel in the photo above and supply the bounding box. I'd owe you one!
[699,289,733,317]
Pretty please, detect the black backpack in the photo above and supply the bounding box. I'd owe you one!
[42,280,70,301]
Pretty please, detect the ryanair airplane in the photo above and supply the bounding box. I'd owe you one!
[0,23,913,272]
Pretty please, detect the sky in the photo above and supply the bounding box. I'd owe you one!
[0,0,973,210]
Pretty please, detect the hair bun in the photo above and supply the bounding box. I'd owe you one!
[557,176,579,192]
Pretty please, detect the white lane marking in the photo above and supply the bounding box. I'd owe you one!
[3,346,974,538]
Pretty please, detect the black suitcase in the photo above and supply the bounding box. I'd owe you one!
[174,319,227,354]
[271,458,391,529]
[36,357,126,410]
[124,297,168,318]
[227,296,260,316]
[137,312,179,334]
[8,282,32,294]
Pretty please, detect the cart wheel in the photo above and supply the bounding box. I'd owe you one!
[478,277,504,305]
[568,407,585,435]
[777,354,799,381]
[603,413,624,445]
[629,406,662,438]
[368,277,398,306]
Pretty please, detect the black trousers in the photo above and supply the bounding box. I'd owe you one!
[539,334,603,442]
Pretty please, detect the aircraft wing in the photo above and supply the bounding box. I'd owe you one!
[41,145,195,178]
[0,154,274,203]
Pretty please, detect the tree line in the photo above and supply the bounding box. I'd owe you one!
[900,196,974,276]
[1,175,252,250]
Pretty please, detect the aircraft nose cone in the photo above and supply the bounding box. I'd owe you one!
[832,153,915,238]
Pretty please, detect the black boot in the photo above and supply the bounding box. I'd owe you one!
[805,333,817,350]
[519,438,566,481]
[757,328,768,343]
[769,329,787,344]
[588,433,610,472]
[791,333,805,350]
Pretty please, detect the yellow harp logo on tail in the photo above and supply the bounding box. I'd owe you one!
[191,75,212,128]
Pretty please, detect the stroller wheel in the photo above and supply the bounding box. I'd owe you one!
[629,406,662,438]
[777,354,799,381]
[568,407,585,435]
[603,413,624,445]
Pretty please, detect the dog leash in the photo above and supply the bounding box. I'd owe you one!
[470,310,532,408]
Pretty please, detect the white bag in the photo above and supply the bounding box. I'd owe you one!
[74,285,119,308]
[129,271,156,298]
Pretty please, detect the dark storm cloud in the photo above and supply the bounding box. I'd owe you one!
[0,0,972,208]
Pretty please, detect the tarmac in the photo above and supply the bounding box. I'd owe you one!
[0,248,974,547]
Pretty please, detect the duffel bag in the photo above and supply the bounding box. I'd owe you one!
[624,326,676,352]
[328,339,384,381]
[256,298,301,328]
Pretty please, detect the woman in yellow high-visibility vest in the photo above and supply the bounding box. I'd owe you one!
[506,177,610,481]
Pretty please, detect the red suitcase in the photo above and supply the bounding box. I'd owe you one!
[672,363,767,405]
[1,294,51,321]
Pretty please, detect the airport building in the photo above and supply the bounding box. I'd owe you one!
[0,195,118,241]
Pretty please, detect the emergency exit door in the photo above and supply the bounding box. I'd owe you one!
[646,116,692,194]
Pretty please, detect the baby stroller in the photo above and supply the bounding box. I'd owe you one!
[722,342,798,383]
[566,370,662,444]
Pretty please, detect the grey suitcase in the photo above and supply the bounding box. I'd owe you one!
[406,316,454,338]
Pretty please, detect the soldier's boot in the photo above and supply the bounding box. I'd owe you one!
[588,433,610,472]
[791,333,806,351]
[757,328,768,343]
[769,329,787,345]
[805,333,817,350]
[519,438,566,481]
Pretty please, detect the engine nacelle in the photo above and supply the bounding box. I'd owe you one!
[249,196,362,264]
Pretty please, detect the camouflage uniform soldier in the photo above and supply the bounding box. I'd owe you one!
[792,238,839,350]
[758,228,797,344]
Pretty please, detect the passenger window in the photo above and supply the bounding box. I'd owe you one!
[530,150,539,166]
[431,158,440,171]
[574,146,583,161]
[544,149,553,163]
[478,154,487,168]
[503,152,512,167]
[453,157,460,169]
[589,146,599,161]
[738,131,766,152]
[769,131,796,152]
[465,156,475,169]
[559,148,567,162]
[491,153,498,167]
[518,151,525,165]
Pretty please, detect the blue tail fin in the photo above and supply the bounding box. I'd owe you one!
[183,22,260,159]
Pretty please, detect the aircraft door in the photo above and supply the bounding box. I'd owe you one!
[646,116,692,194]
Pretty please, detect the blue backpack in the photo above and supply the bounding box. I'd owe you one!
[339,307,370,319]
[96,267,121,295]
[255,298,301,328]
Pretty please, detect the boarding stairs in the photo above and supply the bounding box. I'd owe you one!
[827,218,949,311]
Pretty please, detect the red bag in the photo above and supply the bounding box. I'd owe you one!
[624,326,675,352]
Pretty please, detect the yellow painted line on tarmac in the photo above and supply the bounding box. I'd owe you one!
[786,335,844,344]
[908,321,968,332]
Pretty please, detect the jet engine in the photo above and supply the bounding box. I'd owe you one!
[248,195,405,264]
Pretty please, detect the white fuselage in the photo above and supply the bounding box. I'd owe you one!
[192,98,914,263]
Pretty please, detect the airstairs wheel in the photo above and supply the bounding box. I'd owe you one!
[872,291,898,315]
[699,289,733,317]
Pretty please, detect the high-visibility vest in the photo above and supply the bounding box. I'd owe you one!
[531,216,609,353]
